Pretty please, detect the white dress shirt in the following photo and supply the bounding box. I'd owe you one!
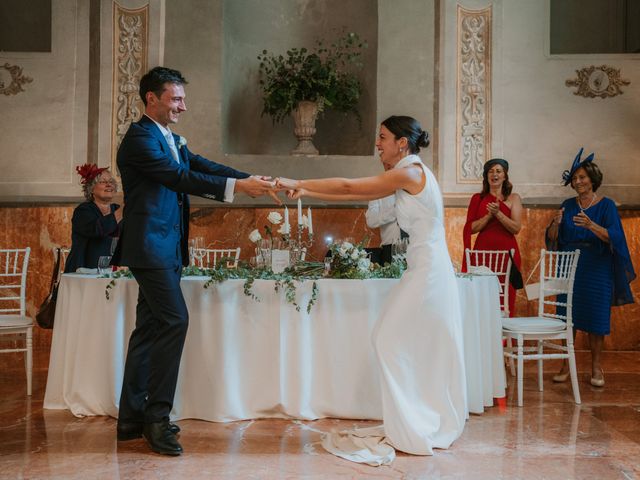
[145,114,236,202]
[365,195,401,246]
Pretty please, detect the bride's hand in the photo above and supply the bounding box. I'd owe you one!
[287,188,306,200]
[275,177,299,190]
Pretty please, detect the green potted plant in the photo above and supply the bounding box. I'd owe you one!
[257,31,367,155]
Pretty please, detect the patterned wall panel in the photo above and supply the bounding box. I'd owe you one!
[456,5,492,183]
[111,2,149,173]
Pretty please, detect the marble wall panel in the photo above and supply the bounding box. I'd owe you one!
[0,204,638,372]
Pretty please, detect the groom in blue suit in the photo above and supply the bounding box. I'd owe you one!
[113,67,277,455]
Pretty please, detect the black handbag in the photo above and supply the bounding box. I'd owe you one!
[36,248,62,329]
[508,251,524,290]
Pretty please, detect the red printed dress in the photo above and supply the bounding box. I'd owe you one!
[462,193,521,316]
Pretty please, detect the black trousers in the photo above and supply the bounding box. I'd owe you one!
[365,244,393,266]
[118,266,188,424]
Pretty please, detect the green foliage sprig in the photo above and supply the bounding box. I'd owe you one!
[257,31,367,124]
[103,254,406,312]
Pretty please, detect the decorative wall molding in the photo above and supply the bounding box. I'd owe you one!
[111,3,149,172]
[565,65,630,99]
[456,5,492,183]
[0,63,33,96]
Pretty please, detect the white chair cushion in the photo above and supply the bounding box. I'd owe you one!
[0,315,34,328]
[502,316,566,333]
[469,265,495,275]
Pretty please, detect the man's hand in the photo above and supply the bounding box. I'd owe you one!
[235,175,281,204]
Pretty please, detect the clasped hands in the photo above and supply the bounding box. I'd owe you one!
[235,175,303,204]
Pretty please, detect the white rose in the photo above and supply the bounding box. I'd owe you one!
[358,258,371,271]
[338,245,349,257]
[351,251,360,260]
[342,242,353,250]
[277,223,290,235]
[177,136,187,148]
[267,211,283,225]
[249,229,262,243]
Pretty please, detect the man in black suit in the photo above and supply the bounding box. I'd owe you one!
[112,66,276,455]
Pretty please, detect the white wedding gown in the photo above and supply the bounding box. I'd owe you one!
[322,155,467,465]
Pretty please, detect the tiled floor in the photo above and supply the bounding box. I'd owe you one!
[1,351,639,479]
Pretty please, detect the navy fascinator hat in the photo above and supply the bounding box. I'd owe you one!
[483,158,509,175]
[562,148,594,186]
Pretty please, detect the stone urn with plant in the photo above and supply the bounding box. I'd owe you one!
[257,32,366,155]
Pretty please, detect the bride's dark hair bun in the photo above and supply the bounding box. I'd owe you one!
[381,115,430,154]
[417,130,430,149]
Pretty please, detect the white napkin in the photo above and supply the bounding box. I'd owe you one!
[75,267,98,274]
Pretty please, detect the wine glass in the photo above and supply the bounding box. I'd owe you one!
[392,238,409,261]
[98,256,113,275]
[189,237,205,267]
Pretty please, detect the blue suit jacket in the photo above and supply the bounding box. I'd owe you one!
[112,115,250,269]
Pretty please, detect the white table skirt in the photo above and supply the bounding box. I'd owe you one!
[44,274,505,421]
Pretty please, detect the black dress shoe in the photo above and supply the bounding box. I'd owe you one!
[143,421,183,456]
[117,421,181,441]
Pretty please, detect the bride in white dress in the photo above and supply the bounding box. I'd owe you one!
[276,116,466,465]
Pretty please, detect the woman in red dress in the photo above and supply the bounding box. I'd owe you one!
[462,158,522,316]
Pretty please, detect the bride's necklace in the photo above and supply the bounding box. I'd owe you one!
[578,193,596,212]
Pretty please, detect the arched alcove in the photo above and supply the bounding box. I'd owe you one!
[222,0,378,156]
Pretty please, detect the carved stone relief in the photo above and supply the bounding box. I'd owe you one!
[456,5,492,183]
[111,3,149,172]
[565,65,630,99]
[0,63,33,96]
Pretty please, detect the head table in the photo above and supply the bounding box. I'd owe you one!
[44,273,505,421]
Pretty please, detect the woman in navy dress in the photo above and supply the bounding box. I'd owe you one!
[547,149,635,387]
[64,164,123,273]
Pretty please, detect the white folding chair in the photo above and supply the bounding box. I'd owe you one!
[201,248,241,268]
[0,248,33,395]
[465,248,513,318]
[502,249,581,407]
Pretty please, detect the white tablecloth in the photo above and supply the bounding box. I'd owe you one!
[44,274,505,421]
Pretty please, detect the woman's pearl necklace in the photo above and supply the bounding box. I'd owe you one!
[578,193,596,212]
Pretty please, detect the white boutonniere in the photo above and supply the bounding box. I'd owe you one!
[177,136,187,149]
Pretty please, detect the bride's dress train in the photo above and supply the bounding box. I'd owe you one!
[321,155,467,465]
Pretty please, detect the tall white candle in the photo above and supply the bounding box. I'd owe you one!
[297,198,303,225]
[307,207,313,235]
[284,206,290,233]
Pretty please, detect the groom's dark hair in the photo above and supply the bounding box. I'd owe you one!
[139,67,188,105]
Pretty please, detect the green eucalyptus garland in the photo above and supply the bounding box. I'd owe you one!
[102,257,406,312]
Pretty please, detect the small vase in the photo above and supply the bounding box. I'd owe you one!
[291,100,319,155]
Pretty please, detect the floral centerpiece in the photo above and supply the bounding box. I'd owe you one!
[249,210,291,246]
[327,240,372,279]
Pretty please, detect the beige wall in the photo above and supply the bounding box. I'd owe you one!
[439,0,640,205]
[0,0,638,207]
